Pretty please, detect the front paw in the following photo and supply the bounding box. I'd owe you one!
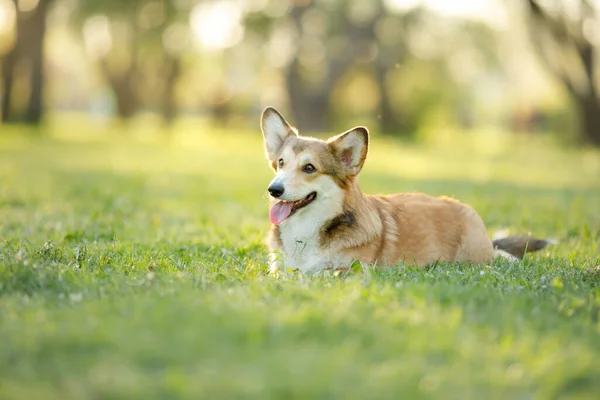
[333,260,363,276]
[268,253,282,276]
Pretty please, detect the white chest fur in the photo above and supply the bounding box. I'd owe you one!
[274,186,347,273]
[279,211,331,272]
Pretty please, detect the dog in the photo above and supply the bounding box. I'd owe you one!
[260,107,551,274]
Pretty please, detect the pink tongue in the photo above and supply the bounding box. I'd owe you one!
[269,201,294,224]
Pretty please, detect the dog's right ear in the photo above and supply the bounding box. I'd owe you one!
[261,107,297,169]
[327,127,369,177]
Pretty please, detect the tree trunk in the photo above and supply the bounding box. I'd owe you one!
[580,96,600,146]
[114,81,138,119]
[285,60,330,132]
[374,63,404,135]
[288,93,329,132]
[97,21,141,121]
[1,51,15,123]
[160,55,181,126]
[1,0,52,125]
[525,0,600,147]
[100,60,139,120]
[284,5,330,132]
[26,4,47,124]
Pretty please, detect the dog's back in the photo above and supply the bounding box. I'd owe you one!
[349,193,495,267]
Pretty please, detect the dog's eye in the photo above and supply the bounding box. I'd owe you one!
[278,159,284,168]
[303,164,316,174]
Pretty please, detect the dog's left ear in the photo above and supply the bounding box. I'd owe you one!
[261,107,297,169]
[327,127,369,176]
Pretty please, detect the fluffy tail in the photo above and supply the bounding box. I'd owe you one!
[492,235,553,259]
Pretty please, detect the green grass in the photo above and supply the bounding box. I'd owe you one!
[1,118,599,399]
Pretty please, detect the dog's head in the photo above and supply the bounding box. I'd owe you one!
[260,107,369,225]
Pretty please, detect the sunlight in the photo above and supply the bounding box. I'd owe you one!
[0,0,15,33]
[17,0,39,12]
[385,0,507,28]
[384,0,421,13]
[82,15,112,60]
[190,1,244,51]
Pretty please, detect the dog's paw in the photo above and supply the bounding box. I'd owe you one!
[268,253,282,276]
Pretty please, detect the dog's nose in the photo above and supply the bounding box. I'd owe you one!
[268,184,285,198]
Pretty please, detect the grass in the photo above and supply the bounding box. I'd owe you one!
[1,118,599,399]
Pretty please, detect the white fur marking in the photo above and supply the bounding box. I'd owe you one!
[276,175,348,272]
[494,249,519,262]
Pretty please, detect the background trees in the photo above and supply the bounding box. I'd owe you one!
[525,0,600,146]
[1,0,54,124]
[0,0,597,146]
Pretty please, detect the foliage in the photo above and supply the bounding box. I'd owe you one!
[70,0,191,120]
[525,0,600,145]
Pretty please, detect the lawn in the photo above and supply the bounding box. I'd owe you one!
[1,118,599,399]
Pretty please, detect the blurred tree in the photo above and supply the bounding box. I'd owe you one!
[246,0,496,136]
[284,2,351,132]
[526,0,600,146]
[1,0,54,125]
[265,0,412,134]
[371,3,428,134]
[73,0,189,123]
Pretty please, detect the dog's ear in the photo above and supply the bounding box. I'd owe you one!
[327,127,369,176]
[261,107,297,168]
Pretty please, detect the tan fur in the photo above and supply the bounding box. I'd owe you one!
[325,192,496,268]
[260,107,550,273]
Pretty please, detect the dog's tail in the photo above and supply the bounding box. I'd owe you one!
[492,235,554,260]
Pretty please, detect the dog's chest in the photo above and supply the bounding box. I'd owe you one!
[279,217,335,272]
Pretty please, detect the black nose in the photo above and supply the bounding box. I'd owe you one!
[268,184,284,198]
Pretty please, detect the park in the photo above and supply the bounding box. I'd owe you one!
[1,0,600,398]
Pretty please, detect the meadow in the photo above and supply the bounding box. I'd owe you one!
[0,117,599,399]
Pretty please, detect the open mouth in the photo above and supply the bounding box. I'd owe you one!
[269,192,317,225]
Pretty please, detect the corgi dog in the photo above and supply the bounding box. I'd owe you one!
[260,107,550,274]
